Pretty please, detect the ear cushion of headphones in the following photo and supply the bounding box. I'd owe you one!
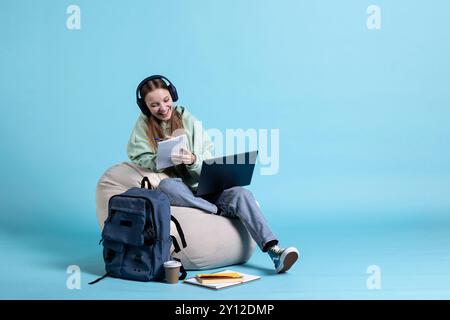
[167,84,179,102]
[137,99,151,117]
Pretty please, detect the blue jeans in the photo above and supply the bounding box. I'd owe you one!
[157,178,278,251]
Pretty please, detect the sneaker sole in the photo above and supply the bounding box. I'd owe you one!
[276,249,299,273]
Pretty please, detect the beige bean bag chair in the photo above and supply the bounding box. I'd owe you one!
[96,162,256,270]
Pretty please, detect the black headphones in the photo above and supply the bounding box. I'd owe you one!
[135,75,179,117]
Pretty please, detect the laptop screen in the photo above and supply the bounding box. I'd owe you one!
[195,150,258,196]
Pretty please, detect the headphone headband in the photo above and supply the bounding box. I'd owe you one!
[135,75,178,117]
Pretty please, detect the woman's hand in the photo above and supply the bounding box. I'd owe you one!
[171,147,196,166]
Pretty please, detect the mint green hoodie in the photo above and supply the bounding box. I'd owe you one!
[127,106,214,189]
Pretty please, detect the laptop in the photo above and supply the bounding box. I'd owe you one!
[193,150,258,196]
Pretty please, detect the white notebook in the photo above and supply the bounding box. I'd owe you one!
[183,270,261,290]
[156,134,188,170]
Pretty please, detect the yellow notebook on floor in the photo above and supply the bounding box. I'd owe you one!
[196,272,244,284]
[184,270,261,290]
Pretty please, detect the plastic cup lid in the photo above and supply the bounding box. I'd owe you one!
[164,260,182,268]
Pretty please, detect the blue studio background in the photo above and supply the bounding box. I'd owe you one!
[1,0,449,299]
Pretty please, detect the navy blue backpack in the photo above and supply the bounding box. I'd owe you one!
[89,177,187,284]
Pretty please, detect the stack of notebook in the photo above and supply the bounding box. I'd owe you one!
[195,272,244,284]
[184,270,261,290]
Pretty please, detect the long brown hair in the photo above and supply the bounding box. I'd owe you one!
[140,78,184,150]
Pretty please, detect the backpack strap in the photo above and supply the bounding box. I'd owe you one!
[141,176,153,189]
[170,217,187,280]
[170,235,181,253]
[88,272,110,285]
[172,257,187,281]
[170,216,187,249]
[141,176,157,244]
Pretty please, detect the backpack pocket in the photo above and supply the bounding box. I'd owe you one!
[121,245,155,281]
[102,204,148,246]
[103,240,125,276]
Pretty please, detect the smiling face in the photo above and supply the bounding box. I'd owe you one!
[144,88,173,121]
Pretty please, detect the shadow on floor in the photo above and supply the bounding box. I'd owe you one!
[0,213,274,279]
[0,213,105,277]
